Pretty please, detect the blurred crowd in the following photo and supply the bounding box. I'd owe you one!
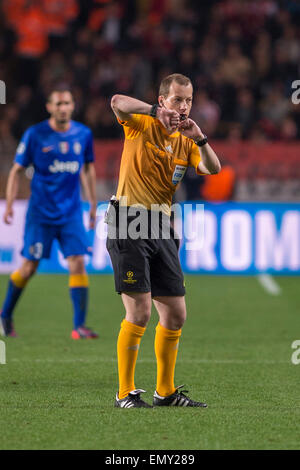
[0,0,299,145]
[0,0,300,200]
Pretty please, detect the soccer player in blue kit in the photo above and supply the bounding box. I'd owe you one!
[0,89,98,339]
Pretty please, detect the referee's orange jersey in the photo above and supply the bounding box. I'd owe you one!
[116,114,203,214]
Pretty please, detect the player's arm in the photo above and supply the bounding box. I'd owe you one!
[81,162,97,229]
[3,163,25,224]
[110,94,180,132]
[178,118,221,175]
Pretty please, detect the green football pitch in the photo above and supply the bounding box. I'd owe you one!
[0,274,300,450]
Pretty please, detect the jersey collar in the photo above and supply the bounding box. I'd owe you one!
[47,119,73,134]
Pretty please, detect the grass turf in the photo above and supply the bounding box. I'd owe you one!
[0,274,300,450]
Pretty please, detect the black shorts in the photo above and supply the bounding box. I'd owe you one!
[106,211,185,297]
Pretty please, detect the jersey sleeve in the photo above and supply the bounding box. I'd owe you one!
[14,128,34,167]
[117,114,151,139]
[84,129,95,163]
[188,141,206,175]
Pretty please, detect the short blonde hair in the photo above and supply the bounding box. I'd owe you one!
[159,73,192,97]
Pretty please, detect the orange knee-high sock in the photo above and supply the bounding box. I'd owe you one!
[11,270,28,288]
[117,319,146,399]
[155,322,182,397]
[1,270,28,320]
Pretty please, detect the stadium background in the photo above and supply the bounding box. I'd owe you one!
[0,0,299,275]
[1,0,300,452]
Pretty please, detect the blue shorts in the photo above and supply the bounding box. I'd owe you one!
[21,212,91,261]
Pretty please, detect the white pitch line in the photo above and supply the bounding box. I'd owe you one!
[257,274,282,296]
[9,358,289,365]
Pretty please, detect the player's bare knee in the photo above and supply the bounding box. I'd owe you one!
[67,255,86,275]
[20,260,39,279]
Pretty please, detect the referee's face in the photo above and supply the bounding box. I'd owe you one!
[47,91,75,125]
[160,82,193,119]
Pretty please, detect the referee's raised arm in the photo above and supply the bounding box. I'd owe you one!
[110,94,152,122]
[110,94,181,133]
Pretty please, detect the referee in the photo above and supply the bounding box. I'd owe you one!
[108,74,221,408]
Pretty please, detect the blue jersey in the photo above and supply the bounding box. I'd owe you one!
[15,120,94,224]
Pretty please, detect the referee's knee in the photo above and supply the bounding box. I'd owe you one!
[124,303,152,328]
[125,310,151,328]
[122,292,152,327]
[160,309,186,330]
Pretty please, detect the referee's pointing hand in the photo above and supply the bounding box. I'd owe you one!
[156,108,180,133]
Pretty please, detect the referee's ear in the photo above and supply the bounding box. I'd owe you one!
[158,96,166,108]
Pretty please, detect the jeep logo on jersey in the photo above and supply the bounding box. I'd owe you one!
[59,141,69,154]
[73,142,82,155]
[49,160,79,174]
[172,165,187,185]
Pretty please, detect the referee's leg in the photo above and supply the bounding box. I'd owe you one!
[117,292,152,399]
[153,295,187,397]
